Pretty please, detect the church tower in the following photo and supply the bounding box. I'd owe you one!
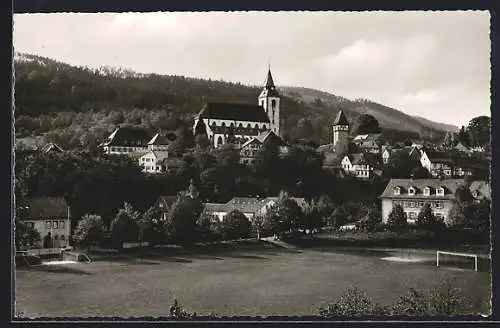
[258,68,281,136]
[333,109,349,152]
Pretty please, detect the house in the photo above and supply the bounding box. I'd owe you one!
[239,130,289,165]
[341,152,381,179]
[380,178,466,225]
[154,196,178,221]
[419,149,488,179]
[101,126,152,155]
[41,142,64,153]
[201,196,308,222]
[193,68,281,149]
[147,133,171,151]
[138,150,169,173]
[352,134,384,154]
[381,146,392,164]
[454,142,472,154]
[17,197,71,249]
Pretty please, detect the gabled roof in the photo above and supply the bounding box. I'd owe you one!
[240,137,262,149]
[41,143,64,153]
[18,197,68,220]
[196,102,270,123]
[155,195,177,211]
[265,197,308,209]
[255,130,287,146]
[333,110,349,126]
[345,152,380,168]
[148,133,170,146]
[102,126,151,147]
[380,178,465,199]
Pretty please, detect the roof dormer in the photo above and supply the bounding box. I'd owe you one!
[408,186,416,196]
[436,186,445,196]
[393,186,401,195]
[423,186,431,196]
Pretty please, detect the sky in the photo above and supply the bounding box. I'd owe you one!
[13,11,491,127]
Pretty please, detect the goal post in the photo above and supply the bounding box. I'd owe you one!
[436,250,479,272]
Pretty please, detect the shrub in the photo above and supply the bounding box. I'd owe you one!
[221,210,251,240]
[169,299,195,319]
[318,287,388,317]
[392,288,429,315]
[428,280,468,315]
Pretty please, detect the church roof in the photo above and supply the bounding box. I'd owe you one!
[259,69,280,97]
[102,126,151,147]
[333,110,349,126]
[196,102,270,123]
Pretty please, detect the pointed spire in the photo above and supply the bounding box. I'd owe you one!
[333,109,349,126]
[264,68,276,90]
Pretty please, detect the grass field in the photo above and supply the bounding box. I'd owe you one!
[15,241,491,318]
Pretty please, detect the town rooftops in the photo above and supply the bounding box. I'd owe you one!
[196,102,271,123]
[380,178,465,200]
[333,110,349,126]
[18,197,69,220]
[346,152,381,168]
[102,126,151,147]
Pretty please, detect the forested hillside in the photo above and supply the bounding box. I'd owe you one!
[14,53,448,150]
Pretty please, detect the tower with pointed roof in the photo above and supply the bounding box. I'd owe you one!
[333,109,350,152]
[258,68,281,136]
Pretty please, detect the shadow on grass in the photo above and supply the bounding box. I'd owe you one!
[221,253,269,260]
[18,265,92,275]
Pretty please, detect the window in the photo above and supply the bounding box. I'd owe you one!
[393,187,401,195]
[418,201,424,207]
[61,235,65,240]
[263,125,267,129]
[53,221,58,229]
[271,99,276,108]
[408,187,415,195]
[423,187,430,196]
[409,202,415,208]
[46,221,51,229]
[409,212,416,218]
[403,201,409,207]
[435,213,443,219]
[25,222,34,228]
[59,221,65,229]
[436,187,444,196]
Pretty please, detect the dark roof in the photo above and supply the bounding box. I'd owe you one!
[346,152,380,168]
[333,110,349,126]
[148,133,170,145]
[258,69,280,97]
[380,178,465,199]
[196,102,270,123]
[255,130,287,146]
[265,69,276,89]
[103,126,151,147]
[18,197,69,220]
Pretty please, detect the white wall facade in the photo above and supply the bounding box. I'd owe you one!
[23,218,71,248]
[259,95,280,136]
[139,152,166,173]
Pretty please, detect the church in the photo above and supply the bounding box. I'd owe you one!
[193,68,281,149]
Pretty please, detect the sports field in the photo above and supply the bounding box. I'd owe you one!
[15,242,491,318]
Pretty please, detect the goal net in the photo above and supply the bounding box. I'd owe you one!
[436,251,482,272]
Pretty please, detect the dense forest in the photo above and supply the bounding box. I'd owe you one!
[14,53,447,150]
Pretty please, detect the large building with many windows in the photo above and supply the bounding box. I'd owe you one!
[379,178,489,225]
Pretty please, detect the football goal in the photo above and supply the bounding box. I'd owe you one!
[436,251,480,272]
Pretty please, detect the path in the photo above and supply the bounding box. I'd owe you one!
[260,237,297,250]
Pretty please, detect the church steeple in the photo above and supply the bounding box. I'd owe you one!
[258,67,281,136]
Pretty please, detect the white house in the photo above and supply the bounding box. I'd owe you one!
[341,152,381,179]
[139,150,169,173]
[18,197,72,249]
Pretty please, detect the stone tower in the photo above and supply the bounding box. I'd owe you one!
[258,68,281,136]
[333,109,349,153]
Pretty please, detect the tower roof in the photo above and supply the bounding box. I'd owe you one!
[333,110,349,126]
[260,68,280,97]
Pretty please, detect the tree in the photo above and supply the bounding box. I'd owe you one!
[138,206,165,244]
[329,207,347,228]
[110,208,140,248]
[353,114,380,135]
[265,191,305,238]
[15,218,41,250]
[384,150,420,179]
[467,116,490,148]
[72,214,105,249]
[221,210,251,240]
[457,126,470,147]
[164,195,203,245]
[386,204,408,236]
[416,203,445,234]
[358,205,382,232]
[442,132,457,148]
[195,134,211,150]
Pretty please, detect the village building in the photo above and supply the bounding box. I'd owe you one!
[41,142,64,154]
[138,150,169,173]
[239,130,289,165]
[101,126,171,155]
[351,134,384,154]
[379,178,489,226]
[317,110,351,170]
[17,197,71,249]
[340,152,382,179]
[201,196,308,222]
[193,68,281,149]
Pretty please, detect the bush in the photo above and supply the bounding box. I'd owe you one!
[169,299,195,319]
[318,287,388,317]
[221,210,251,240]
